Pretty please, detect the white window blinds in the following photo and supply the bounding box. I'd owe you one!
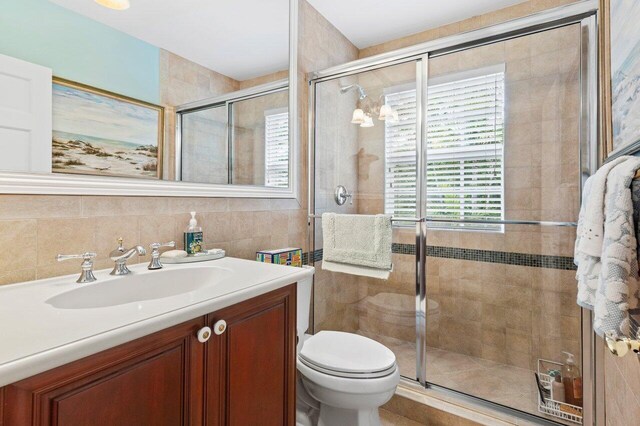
[384,68,505,231]
[264,110,289,188]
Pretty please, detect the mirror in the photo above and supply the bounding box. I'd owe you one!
[0,0,293,195]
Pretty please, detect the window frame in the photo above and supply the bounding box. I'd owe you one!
[383,64,506,232]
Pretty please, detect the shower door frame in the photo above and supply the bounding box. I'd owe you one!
[307,1,601,425]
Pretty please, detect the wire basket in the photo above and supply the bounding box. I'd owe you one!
[537,359,583,424]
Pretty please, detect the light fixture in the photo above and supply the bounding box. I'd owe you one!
[340,84,397,128]
[378,104,394,121]
[95,0,130,10]
[351,108,365,125]
[360,115,374,128]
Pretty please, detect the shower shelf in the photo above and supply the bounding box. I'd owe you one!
[537,359,583,424]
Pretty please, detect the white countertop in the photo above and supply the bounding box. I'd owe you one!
[0,257,313,387]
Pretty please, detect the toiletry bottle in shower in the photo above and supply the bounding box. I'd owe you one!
[549,370,565,403]
[561,351,582,407]
[184,211,203,255]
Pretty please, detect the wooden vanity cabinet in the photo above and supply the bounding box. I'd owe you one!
[0,284,296,426]
[205,285,296,426]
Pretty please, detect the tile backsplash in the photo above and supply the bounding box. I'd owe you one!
[0,195,306,285]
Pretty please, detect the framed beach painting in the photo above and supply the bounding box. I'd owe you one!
[601,0,640,160]
[52,78,164,179]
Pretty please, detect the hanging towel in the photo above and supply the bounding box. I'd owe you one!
[576,156,630,257]
[575,156,640,336]
[321,213,392,280]
[575,156,630,309]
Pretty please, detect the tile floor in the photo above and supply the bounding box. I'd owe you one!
[380,408,425,425]
[359,332,577,426]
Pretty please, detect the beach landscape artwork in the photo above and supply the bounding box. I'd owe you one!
[52,79,163,179]
[610,0,640,154]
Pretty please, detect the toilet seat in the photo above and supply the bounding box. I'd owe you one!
[299,331,396,379]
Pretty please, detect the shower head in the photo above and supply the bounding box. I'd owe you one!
[340,84,367,100]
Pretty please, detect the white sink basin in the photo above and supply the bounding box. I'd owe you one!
[46,266,232,309]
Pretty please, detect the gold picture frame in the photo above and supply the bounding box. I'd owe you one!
[600,0,613,160]
[52,77,164,179]
[600,0,640,161]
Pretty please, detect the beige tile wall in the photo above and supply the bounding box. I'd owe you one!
[604,347,640,425]
[298,0,361,333]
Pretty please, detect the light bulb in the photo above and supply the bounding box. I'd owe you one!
[351,108,365,124]
[95,0,130,10]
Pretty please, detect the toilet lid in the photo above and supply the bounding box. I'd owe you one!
[299,331,396,377]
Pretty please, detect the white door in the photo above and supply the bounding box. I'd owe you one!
[0,53,52,173]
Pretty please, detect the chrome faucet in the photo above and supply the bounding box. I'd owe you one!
[57,252,97,283]
[148,241,175,270]
[109,237,146,276]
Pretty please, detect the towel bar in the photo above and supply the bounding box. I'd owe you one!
[307,215,576,227]
[307,214,424,223]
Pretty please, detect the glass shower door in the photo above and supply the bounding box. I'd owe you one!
[312,59,423,381]
[423,24,583,425]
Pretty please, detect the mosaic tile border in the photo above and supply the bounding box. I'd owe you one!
[304,244,576,271]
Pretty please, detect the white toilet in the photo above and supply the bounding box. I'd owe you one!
[296,269,400,426]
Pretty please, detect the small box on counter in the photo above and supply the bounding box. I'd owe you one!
[256,248,302,267]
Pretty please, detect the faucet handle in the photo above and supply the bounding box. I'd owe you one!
[56,252,97,262]
[56,252,97,284]
[148,241,175,270]
[150,241,176,251]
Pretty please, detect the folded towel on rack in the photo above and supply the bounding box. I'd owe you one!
[321,213,392,279]
[575,156,640,336]
[322,260,394,280]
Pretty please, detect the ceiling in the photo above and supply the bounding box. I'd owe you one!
[49,0,526,81]
[49,0,290,81]
[306,0,526,49]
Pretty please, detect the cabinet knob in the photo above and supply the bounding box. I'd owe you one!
[213,320,227,335]
[197,326,212,343]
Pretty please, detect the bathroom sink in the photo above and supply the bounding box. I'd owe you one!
[46,266,232,309]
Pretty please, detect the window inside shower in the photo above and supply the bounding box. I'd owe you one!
[384,66,505,231]
[310,18,594,426]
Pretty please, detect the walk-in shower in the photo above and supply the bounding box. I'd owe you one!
[307,2,600,425]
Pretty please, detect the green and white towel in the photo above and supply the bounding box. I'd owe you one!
[322,213,393,280]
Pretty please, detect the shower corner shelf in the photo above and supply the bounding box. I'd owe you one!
[537,359,583,424]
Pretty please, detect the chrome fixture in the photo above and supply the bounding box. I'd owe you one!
[56,252,97,284]
[147,241,176,270]
[340,84,398,127]
[334,185,353,206]
[340,84,367,99]
[109,237,146,276]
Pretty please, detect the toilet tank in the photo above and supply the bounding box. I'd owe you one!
[297,266,315,341]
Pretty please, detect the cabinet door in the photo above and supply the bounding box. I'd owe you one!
[206,285,296,426]
[2,317,206,426]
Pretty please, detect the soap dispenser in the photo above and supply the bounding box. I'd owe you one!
[561,351,582,407]
[184,211,203,255]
